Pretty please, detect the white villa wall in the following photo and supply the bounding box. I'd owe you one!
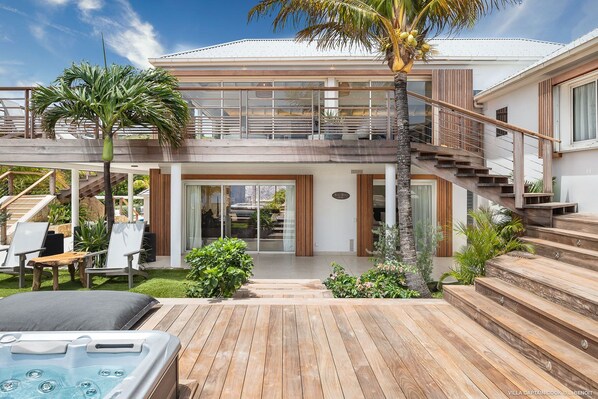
[482,82,544,183]
[170,163,469,255]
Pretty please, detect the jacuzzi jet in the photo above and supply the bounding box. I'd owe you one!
[0,379,19,392]
[99,369,111,376]
[38,380,57,393]
[26,369,43,379]
[85,387,98,395]
[113,370,125,377]
[79,381,92,389]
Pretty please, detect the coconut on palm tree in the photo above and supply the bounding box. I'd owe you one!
[31,63,189,234]
[249,0,518,297]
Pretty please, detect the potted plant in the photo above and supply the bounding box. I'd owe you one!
[321,110,345,140]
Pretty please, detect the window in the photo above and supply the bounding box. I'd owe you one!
[573,81,597,142]
[496,107,508,137]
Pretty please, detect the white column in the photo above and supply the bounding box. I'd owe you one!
[170,164,182,267]
[127,173,134,222]
[385,163,397,227]
[71,168,80,238]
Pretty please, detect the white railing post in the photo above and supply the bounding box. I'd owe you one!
[543,139,553,194]
[513,131,525,209]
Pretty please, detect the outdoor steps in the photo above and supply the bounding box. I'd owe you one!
[520,236,598,272]
[553,214,598,234]
[485,253,598,321]
[444,285,598,392]
[525,225,598,251]
[474,277,598,358]
[233,278,333,299]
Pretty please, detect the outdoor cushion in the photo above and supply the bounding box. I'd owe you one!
[0,291,158,331]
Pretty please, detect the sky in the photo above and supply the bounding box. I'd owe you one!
[0,0,596,86]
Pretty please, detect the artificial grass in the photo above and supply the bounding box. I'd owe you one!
[0,269,189,298]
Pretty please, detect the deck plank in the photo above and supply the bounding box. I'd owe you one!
[262,305,284,399]
[330,305,385,399]
[200,306,247,399]
[295,305,324,399]
[307,305,344,399]
[220,306,259,399]
[241,305,270,398]
[282,306,303,398]
[342,305,406,399]
[354,305,427,399]
[319,305,365,399]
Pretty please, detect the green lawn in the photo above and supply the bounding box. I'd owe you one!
[0,269,190,298]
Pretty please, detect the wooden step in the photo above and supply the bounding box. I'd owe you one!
[524,202,578,212]
[485,254,598,320]
[553,214,598,235]
[474,277,598,358]
[521,237,598,272]
[526,226,598,252]
[444,285,598,392]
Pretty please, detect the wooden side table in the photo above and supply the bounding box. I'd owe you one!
[28,252,88,291]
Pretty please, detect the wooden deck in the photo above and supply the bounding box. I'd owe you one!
[138,298,576,399]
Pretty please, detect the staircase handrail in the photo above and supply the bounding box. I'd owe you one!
[0,170,55,212]
[406,91,559,143]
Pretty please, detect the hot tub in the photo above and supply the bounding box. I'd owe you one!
[0,331,180,399]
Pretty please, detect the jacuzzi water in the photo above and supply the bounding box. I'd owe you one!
[0,331,180,399]
[0,364,134,398]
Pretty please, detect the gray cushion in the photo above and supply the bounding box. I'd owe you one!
[0,291,158,331]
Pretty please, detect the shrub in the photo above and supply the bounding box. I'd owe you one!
[370,223,442,284]
[323,261,419,299]
[440,207,533,285]
[415,223,443,284]
[185,238,254,298]
[48,202,90,225]
[75,219,109,267]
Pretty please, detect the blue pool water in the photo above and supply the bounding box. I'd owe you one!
[0,365,132,399]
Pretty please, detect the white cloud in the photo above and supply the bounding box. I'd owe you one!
[39,0,104,12]
[80,0,164,68]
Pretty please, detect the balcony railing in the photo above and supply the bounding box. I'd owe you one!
[0,86,434,141]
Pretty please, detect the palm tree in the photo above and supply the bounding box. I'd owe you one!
[31,63,189,234]
[249,0,517,297]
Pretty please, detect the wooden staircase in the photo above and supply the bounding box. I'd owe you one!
[57,172,127,202]
[233,279,333,298]
[444,214,598,392]
[411,142,577,227]
[1,194,55,234]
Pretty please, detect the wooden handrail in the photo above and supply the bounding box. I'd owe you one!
[0,170,54,211]
[406,91,560,143]
[0,171,11,181]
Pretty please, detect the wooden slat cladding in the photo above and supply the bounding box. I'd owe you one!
[296,175,314,256]
[149,169,171,256]
[357,174,374,257]
[436,178,453,257]
[357,174,452,257]
[432,70,481,154]
[538,79,553,158]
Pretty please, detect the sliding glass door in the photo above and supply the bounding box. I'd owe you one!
[185,182,296,252]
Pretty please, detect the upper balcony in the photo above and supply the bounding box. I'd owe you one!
[0,85,435,142]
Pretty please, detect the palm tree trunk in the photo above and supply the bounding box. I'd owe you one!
[394,72,432,298]
[104,161,115,235]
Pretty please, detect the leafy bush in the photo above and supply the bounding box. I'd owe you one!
[440,207,533,285]
[48,202,89,225]
[185,238,254,298]
[75,219,109,267]
[324,261,419,299]
[415,223,443,284]
[0,210,10,227]
[370,223,442,284]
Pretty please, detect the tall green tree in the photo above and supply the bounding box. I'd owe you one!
[250,0,518,297]
[31,63,189,233]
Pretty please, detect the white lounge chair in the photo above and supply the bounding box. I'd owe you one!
[85,222,148,289]
[0,222,49,288]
